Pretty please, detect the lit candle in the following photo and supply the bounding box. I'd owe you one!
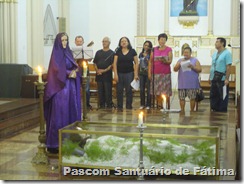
[138,111,143,127]
[83,62,87,77]
[162,94,166,110]
[37,66,43,83]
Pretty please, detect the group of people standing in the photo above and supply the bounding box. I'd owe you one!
[43,32,232,153]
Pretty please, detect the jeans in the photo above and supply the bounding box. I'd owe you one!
[117,72,134,109]
[139,74,151,107]
[97,81,113,108]
[210,80,229,112]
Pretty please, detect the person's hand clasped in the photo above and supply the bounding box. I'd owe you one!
[96,69,103,75]
[68,70,77,78]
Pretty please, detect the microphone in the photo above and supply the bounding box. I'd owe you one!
[87,41,94,47]
[104,46,119,61]
[228,44,231,47]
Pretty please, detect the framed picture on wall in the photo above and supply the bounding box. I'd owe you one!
[170,0,207,17]
[169,0,208,35]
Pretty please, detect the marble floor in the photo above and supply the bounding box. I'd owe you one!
[0,95,239,181]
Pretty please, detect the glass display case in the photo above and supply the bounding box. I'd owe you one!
[59,121,221,179]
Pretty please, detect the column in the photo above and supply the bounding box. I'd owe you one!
[58,0,70,34]
[137,0,147,36]
[164,0,169,35]
[208,0,214,35]
[26,0,44,67]
[0,0,18,63]
[230,0,240,36]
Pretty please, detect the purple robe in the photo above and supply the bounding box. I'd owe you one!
[44,33,82,149]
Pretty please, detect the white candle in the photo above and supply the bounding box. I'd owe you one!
[83,62,87,77]
[138,112,143,127]
[162,94,166,109]
[37,66,43,83]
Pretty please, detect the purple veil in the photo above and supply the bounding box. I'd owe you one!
[44,33,82,149]
[44,32,78,102]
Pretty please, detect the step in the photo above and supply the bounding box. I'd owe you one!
[0,109,40,139]
[0,98,39,121]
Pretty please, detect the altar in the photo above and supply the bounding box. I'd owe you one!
[58,121,221,180]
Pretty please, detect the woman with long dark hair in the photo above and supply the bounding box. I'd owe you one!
[113,37,139,111]
[139,41,153,110]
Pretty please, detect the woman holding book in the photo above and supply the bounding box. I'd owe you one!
[148,33,173,109]
[174,46,202,111]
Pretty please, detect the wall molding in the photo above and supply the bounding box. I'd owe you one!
[135,35,240,63]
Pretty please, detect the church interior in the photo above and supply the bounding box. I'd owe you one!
[0,0,241,181]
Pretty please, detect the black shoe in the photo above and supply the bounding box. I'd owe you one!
[117,108,123,112]
[111,103,117,108]
[47,147,59,154]
[87,105,93,110]
[99,106,105,109]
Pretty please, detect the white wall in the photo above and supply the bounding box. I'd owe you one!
[147,0,165,36]
[69,0,137,56]
[69,0,90,46]
[213,0,231,35]
[17,0,27,64]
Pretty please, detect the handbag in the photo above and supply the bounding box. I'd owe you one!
[213,71,225,82]
[195,88,204,102]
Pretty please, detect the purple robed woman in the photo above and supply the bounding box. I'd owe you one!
[44,32,82,153]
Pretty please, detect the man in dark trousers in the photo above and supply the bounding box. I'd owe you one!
[93,37,114,109]
[209,37,232,112]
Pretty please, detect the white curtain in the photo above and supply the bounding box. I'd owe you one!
[0,0,17,63]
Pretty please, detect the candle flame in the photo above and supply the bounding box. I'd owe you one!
[83,62,87,68]
[162,94,166,101]
[138,111,143,119]
[37,66,42,74]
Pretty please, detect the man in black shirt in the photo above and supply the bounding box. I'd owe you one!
[93,37,114,109]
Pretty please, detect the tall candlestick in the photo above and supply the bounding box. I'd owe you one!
[37,66,43,83]
[83,62,87,77]
[138,112,143,127]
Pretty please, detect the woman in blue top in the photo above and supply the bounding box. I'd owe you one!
[139,41,153,110]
